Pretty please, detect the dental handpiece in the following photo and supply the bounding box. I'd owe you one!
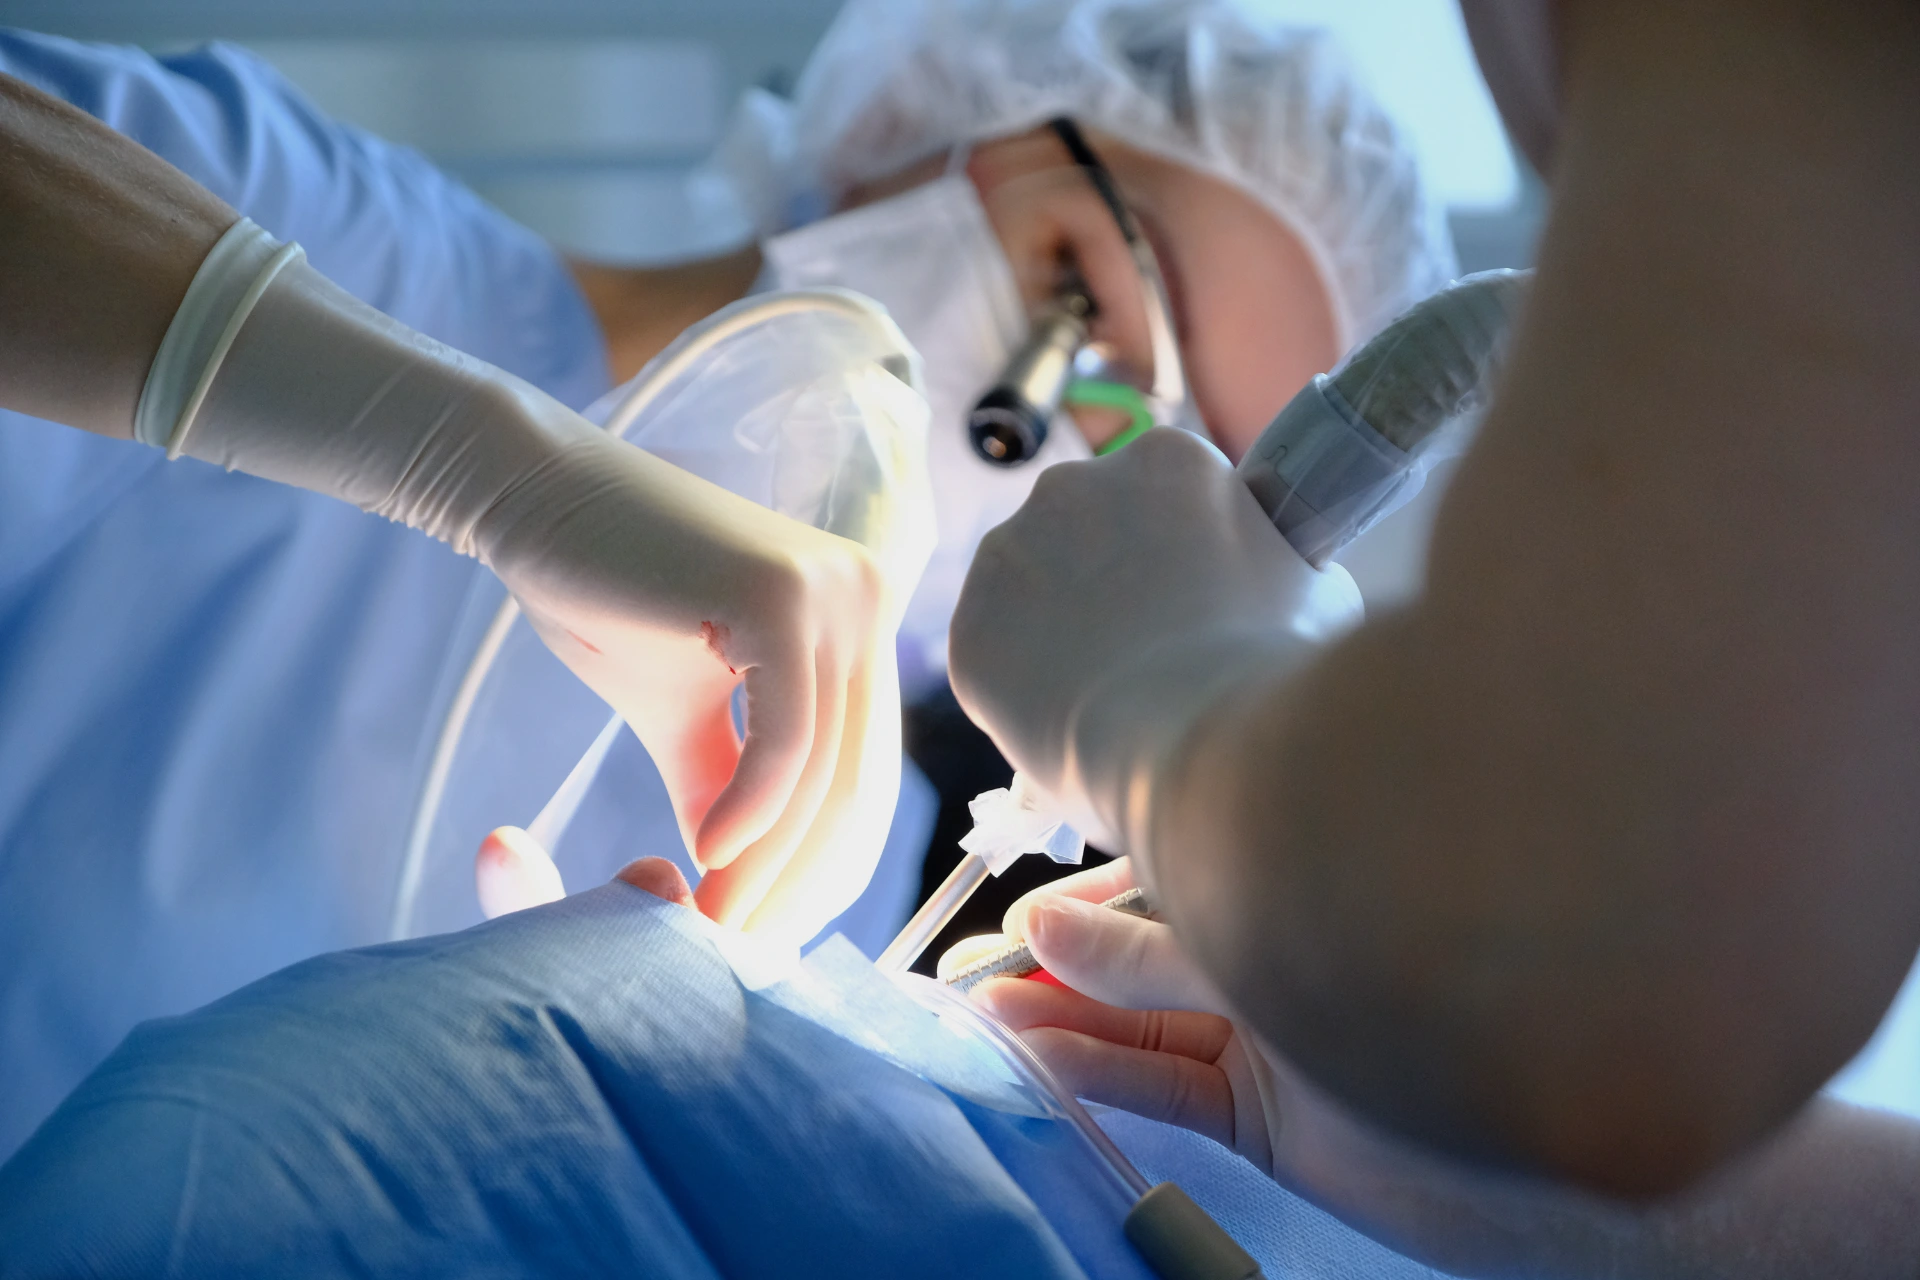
[925,270,1535,990]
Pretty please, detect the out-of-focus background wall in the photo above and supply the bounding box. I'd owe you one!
[9,0,1542,269]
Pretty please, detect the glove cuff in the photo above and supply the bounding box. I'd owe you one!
[134,217,306,457]
[160,240,602,557]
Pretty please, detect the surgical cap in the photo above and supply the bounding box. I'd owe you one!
[702,0,1457,351]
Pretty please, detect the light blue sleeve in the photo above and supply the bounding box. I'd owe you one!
[0,26,612,619]
[0,29,609,410]
[0,32,614,1158]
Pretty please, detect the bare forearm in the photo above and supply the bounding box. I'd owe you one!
[1156,0,1920,1191]
[1628,1101,1920,1279]
[0,72,233,435]
[1298,1096,1920,1279]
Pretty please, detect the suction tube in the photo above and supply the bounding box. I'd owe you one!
[1237,269,1532,566]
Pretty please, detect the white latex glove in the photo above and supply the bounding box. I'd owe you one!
[947,860,1276,1165]
[143,221,888,921]
[475,826,566,920]
[948,427,1361,876]
[963,860,1610,1275]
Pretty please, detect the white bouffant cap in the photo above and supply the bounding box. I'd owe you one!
[699,0,1457,350]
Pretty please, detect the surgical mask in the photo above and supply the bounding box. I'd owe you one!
[761,174,1093,696]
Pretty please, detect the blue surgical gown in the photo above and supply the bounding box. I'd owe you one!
[0,30,932,1161]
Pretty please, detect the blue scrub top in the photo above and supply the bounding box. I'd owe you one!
[0,30,933,1161]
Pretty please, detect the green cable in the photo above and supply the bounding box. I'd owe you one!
[1065,379,1156,455]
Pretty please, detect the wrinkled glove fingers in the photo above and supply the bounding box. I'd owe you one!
[666,685,750,841]
[736,645,882,939]
[973,976,1233,1061]
[1021,1025,1238,1149]
[1015,893,1225,1013]
[693,642,818,872]
[695,641,850,928]
[1003,857,1138,940]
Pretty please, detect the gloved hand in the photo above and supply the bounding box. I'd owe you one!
[948,427,1361,875]
[475,831,694,920]
[144,220,889,911]
[957,859,1282,1168]
[963,859,1554,1272]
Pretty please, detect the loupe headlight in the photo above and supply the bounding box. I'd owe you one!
[968,117,1190,467]
[967,288,1092,464]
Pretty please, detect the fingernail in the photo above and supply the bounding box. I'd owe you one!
[689,836,724,874]
[968,979,1011,1016]
[1027,896,1096,966]
[1005,900,1033,944]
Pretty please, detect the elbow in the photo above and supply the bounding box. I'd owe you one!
[1504,1037,1805,1198]
[1272,938,1901,1200]
[1470,963,1899,1198]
